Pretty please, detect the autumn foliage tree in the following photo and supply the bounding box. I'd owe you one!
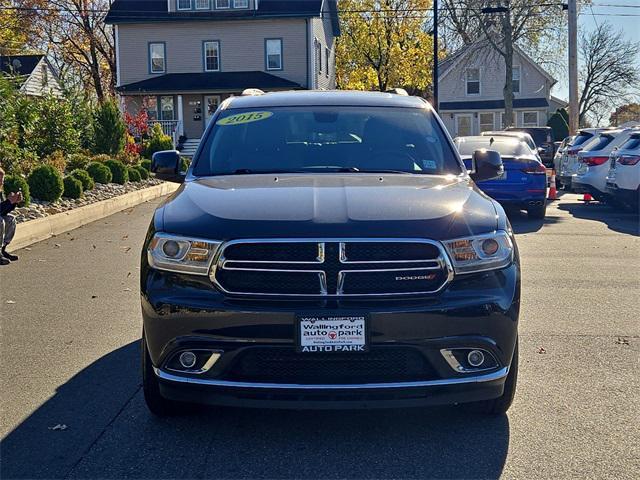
[336,0,435,94]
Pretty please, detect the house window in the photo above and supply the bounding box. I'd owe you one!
[160,96,175,120]
[523,111,539,127]
[466,68,480,95]
[479,112,494,132]
[216,0,230,8]
[41,64,48,87]
[456,115,473,137]
[195,0,209,9]
[177,0,192,10]
[265,39,282,70]
[501,112,516,128]
[204,41,220,71]
[149,43,166,73]
[325,47,330,77]
[315,40,322,74]
[145,97,158,121]
[512,66,521,94]
[234,0,248,7]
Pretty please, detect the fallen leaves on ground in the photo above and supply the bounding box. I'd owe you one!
[615,337,630,346]
[537,347,547,354]
[6,300,16,304]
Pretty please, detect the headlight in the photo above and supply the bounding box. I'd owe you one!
[442,231,513,274]
[147,233,221,275]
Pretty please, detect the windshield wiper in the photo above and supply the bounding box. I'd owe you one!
[298,166,413,174]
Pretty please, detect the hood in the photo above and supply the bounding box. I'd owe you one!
[158,174,499,241]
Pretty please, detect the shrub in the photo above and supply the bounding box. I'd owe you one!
[86,161,112,184]
[63,175,83,199]
[0,143,39,176]
[127,166,142,182]
[70,169,95,191]
[66,153,91,172]
[116,150,141,166]
[42,150,67,174]
[547,110,570,141]
[27,95,79,158]
[104,159,128,185]
[134,164,149,180]
[93,100,126,155]
[140,159,152,171]
[91,154,112,163]
[2,174,30,207]
[142,123,173,158]
[180,156,191,172]
[28,164,64,202]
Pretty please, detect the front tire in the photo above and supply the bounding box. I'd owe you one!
[142,333,183,417]
[527,202,547,219]
[466,340,518,415]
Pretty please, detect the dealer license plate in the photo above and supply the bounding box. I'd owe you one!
[296,314,368,353]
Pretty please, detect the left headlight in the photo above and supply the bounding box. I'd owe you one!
[147,233,221,275]
[442,230,514,274]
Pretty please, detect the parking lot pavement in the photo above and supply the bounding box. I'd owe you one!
[1,193,638,479]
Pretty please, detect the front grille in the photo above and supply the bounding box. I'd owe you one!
[212,239,452,297]
[224,347,439,384]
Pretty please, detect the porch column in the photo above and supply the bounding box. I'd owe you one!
[177,95,184,137]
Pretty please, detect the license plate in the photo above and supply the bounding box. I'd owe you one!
[296,314,368,353]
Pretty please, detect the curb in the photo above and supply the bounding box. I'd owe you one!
[12,182,179,251]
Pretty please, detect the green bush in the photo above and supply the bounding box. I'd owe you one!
[91,154,112,163]
[70,168,95,191]
[134,164,149,180]
[180,157,191,173]
[142,123,173,158]
[0,143,39,176]
[63,175,83,199]
[547,111,570,141]
[27,95,80,158]
[86,161,112,184]
[93,100,126,155]
[28,164,64,202]
[127,166,142,182]
[2,174,30,207]
[66,153,91,172]
[104,159,128,185]
[42,150,67,174]
[140,159,152,171]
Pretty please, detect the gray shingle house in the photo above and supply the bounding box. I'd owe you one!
[437,41,567,138]
[106,0,340,154]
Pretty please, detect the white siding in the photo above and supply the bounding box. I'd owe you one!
[311,15,336,90]
[20,59,63,98]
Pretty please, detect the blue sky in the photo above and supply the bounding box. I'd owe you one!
[552,0,640,102]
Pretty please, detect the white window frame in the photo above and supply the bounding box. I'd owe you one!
[195,0,209,9]
[203,41,220,72]
[512,66,521,94]
[455,114,473,137]
[465,68,480,96]
[522,111,539,127]
[265,38,282,71]
[501,112,516,128]
[215,0,230,8]
[233,0,248,8]
[479,112,494,133]
[177,0,192,10]
[149,42,166,74]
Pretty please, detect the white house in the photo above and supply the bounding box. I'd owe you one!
[0,54,63,98]
[437,41,568,137]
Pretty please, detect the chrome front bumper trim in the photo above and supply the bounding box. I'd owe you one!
[154,366,509,390]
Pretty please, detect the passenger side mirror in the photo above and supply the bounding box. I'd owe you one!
[151,150,184,183]
[470,149,503,182]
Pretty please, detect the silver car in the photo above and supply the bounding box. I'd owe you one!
[558,128,605,190]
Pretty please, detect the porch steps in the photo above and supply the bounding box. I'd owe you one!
[178,138,201,158]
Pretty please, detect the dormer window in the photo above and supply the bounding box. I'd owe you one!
[177,0,192,10]
[216,0,230,8]
[466,68,480,95]
[195,0,209,9]
[234,0,248,7]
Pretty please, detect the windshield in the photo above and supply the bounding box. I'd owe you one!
[192,106,462,176]
[507,128,551,145]
[454,137,532,157]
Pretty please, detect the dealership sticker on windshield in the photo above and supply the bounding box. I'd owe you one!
[217,111,273,126]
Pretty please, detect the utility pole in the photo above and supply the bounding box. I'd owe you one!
[568,0,579,134]
[433,0,438,112]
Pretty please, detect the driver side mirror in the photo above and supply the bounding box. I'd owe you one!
[470,149,503,182]
[151,150,184,183]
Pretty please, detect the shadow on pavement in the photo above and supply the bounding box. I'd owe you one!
[506,206,564,234]
[558,200,639,236]
[2,343,510,480]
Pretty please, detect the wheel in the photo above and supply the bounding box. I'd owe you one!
[527,202,546,219]
[466,340,519,415]
[142,332,183,417]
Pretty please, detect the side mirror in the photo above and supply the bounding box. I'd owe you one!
[151,150,184,183]
[470,149,503,182]
[537,147,546,155]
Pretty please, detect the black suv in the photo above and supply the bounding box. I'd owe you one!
[506,126,555,166]
[142,91,520,416]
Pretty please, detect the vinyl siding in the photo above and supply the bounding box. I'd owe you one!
[117,19,308,87]
[311,16,335,89]
[20,59,63,98]
[441,108,549,137]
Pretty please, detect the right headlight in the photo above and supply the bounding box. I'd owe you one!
[442,231,514,274]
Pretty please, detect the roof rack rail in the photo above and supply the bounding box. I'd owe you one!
[385,88,409,96]
[241,88,265,96]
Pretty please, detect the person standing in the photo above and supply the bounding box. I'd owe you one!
[0,166,23,266]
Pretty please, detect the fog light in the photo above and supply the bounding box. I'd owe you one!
[468,350,485,367]
[162,240,181,258]
[179,351,197,369]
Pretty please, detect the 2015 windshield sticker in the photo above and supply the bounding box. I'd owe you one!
[217,111,273,126]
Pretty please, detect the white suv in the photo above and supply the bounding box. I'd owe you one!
[572,129,635,201]
[558,128,604,190]
[606,131,640,211]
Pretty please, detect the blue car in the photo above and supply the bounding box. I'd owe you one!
[455,136,548,218]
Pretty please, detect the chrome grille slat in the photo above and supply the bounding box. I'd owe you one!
[211,238,453,297]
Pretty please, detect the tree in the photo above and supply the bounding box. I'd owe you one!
[0,0,50,55]
[336,0,434,94]
[547,110,569,141]
[609,104,640,127]
[93,100,126,155]
[579,23,640,127]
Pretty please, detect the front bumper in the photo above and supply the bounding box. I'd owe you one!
[142,263,520,408]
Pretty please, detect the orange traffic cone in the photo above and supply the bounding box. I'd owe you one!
[548,170,558,201]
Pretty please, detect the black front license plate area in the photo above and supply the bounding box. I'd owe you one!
[296,314,369,353]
